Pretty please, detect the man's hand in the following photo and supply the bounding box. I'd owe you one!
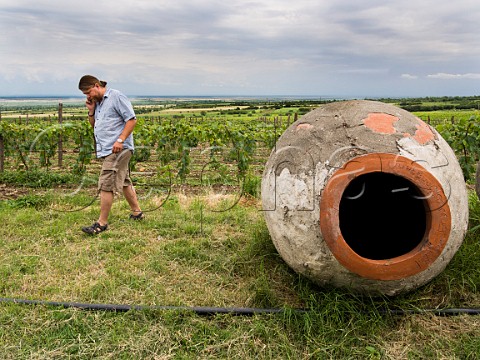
[86,97,96,114]
[112,140,124,153]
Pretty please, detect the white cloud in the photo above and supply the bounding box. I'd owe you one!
[401,74,418,80]
[427,73,480,79]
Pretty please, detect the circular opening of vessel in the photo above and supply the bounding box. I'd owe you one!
[320,153,451,280]
[339,172,427,260]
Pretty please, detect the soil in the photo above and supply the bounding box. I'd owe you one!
[0,184,30,200]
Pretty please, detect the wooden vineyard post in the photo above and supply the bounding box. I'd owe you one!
[58,102,63,168]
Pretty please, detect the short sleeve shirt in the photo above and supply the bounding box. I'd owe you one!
[93,88,136,158]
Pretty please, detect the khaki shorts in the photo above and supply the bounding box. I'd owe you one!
[98,149,133,194]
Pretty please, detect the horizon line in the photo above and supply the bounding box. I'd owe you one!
[1,94,479,100]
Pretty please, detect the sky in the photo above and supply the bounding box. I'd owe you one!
[0,0,479,98]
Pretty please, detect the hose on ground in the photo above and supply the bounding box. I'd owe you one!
[1,297,479,316]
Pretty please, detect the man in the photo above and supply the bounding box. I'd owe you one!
[78,75,144,235]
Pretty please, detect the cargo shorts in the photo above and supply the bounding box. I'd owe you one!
[98,149,133,194]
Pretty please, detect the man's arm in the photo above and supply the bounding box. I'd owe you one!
[112,118,137,153]
[119,118,137,141]
[86,99,96,127]
[87,113,95,127]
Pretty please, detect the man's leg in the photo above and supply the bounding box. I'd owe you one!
[98,190,114,226]
[82,153,118,234]
[123,184,142,214]
[81,189,112,234]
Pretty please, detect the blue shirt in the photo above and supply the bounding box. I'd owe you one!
[93,88,136,158]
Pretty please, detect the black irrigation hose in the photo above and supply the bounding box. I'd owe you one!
[383,308,480,316]
[0,297,296,315]
[1,297,480,316]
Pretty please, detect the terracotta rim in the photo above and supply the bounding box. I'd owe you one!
[319,153,451,281]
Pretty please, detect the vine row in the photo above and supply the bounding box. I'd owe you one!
[0,117,288,180]
[1,114,478,182]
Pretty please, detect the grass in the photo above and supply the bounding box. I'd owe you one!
[414,109,480,125]
[0,185,479,359]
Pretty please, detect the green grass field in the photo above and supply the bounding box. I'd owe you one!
[0,182,479,358]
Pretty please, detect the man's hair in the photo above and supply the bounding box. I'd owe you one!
[78,75,107,91]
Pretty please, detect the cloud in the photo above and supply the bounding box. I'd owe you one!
[0,0,479,96]
[427,73,480,80]
[401,74,418,80]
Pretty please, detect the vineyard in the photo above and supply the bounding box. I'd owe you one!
[0,100,306,201]
[0,100,479,188]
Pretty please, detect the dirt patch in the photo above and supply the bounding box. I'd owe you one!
[0,184,30,200]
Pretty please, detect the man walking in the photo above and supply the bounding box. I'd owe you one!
[78,75,143,235]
